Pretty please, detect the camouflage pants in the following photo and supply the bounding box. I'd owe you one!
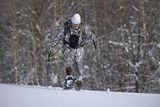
[62,46,84,79]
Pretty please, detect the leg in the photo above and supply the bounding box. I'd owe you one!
[73,48,84,90]
[62,48,74,89]
[73,48,84,80]
[73,60,81,79]
[62,48,74,76]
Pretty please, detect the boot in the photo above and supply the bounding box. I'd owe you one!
[64,66,74,89]
[75,80,82,90]
[66,66,72,75]
[74,75,82,90]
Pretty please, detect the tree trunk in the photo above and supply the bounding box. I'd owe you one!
[10,0,18,83]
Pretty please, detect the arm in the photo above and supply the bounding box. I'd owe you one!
[84,26,97,49]
[49,28,64,52]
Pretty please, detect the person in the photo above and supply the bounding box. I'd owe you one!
[49,13,96,90]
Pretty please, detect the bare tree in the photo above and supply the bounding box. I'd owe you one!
[10,0,18,83]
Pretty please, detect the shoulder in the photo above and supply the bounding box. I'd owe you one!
[81,24,92,33]
[64,18,72,28]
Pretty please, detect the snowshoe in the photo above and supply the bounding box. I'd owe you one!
[63,75,82,91]
[63,76,75,90]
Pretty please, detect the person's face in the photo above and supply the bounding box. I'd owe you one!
[72,23,80,29]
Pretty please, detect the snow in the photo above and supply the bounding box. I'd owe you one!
[0,83,160,107]
[84,65,89,69]
[109,40,123,47]
[109,40,129,52]
[114,6,123,13]
[157,44,160,49]
[131,5,139,12]
[36,25,41,33]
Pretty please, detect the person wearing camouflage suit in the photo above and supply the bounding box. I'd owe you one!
[49,13,96,90]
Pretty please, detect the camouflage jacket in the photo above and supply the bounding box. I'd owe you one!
[50,20,96,50]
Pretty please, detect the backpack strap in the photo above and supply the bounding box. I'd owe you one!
[64,19,72,36]
[63,20,86,48]
[63,19,71,45]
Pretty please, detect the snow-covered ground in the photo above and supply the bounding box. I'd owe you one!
[0,83,160,107]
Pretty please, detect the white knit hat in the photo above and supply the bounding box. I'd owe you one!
[71,13,81,24]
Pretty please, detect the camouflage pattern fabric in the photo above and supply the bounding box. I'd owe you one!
[50,24,95,80]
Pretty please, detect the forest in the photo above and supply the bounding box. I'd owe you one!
[0,0,160,93]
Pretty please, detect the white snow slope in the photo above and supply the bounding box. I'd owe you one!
[0,83,160,107]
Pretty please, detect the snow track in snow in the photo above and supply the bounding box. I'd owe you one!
[0,83,160,107]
